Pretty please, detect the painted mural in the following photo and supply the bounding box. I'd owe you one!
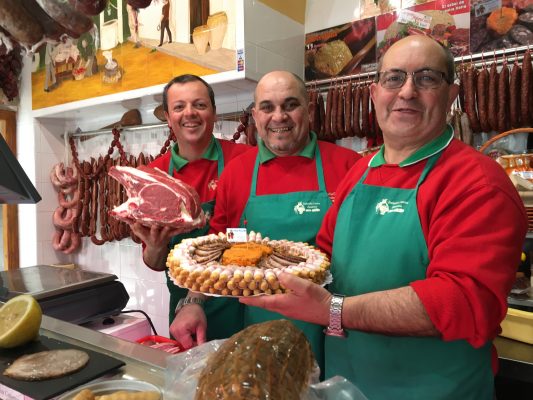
[32,0,238,110]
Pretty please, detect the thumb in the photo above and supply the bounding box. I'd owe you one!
[195,325,206,345]
[278,272,311,296]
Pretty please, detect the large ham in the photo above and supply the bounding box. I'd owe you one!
[108,165,206,230]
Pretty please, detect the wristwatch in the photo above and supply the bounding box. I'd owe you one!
[324,294,347,338]
[175,296,205,315]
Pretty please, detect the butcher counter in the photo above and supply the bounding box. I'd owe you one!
[1,313,532,399]
[0,314,169,399]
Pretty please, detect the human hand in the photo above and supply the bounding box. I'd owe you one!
[239,272,332,327]
[169,304,207,350]
[129,222,187,250]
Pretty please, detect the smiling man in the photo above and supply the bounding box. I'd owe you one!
[240,37,527,399]
[171,70,361,371]
[129,74,250,342]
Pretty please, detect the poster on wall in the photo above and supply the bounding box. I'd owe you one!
[32,0,238,110]
[376,0,471,63]
[304,17,377,82]
[470,0,533,53]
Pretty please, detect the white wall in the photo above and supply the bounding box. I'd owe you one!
[244,0,305,81]
[305,0,362,34]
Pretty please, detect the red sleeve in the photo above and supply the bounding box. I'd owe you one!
[412,182,527,348]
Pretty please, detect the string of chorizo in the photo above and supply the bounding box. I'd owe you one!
[91,156,107,245]
[361,85,370,137]
[105,157,115,242]
[324,87,333,140]
[509,60,521,129]
[330,85,338,140]
[487,62,499,132]
[520,50,531,127]
[465,66,481,133]
[80,160,92,237]
[476,66,490,133]
[352,85,362,138]
[344,80,353,137]
[498,62,510,133]
[318,92,325,138]
[334,84,344,139]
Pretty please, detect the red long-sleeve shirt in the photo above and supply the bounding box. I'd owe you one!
[210,136,361,233]
[317,138,527,363]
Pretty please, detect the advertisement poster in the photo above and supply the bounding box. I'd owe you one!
[305,17,377,81]
[32,0,237,110]
[376,0,471,62]
[470,0,533,53]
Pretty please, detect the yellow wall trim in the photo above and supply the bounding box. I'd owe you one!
[258,0,306,24]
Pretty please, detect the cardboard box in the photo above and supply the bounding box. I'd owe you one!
[500,308,533,344]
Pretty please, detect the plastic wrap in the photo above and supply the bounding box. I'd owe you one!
[164,321,368,400]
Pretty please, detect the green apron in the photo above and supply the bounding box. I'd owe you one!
[167,138,244,340]
[239,145,332,374]
[326,152,493,399]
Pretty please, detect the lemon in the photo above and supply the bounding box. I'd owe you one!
[0,294,42,348]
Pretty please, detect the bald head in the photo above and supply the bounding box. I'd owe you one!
[379,36,455,83]
[255,71,309,104]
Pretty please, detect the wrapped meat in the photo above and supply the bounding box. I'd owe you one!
[195,320,315,400]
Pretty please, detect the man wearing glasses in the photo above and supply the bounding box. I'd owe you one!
[241,36,526,399]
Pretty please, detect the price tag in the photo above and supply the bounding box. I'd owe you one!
[226,228,247,242]
[397,9,432,29]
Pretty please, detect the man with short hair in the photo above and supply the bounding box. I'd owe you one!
[130,74,250,342]
[241,37,527,399]
[172,70,361,371]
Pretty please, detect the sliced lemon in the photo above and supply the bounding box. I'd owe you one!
[0,294,42,348]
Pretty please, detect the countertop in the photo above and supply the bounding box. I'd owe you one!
[40,314,169,394]
[494,335,533,384]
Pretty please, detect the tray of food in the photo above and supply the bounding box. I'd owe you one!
[57,379,161,400]
[167,231,331,297]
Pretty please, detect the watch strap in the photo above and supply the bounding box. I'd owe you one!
[324,294,346,338]
[175,296,205,314]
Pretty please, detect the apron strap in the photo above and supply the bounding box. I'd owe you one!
[357,151,443,187]
[250,143,327,196]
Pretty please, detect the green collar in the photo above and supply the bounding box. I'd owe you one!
[258,131,317,163]
[369,125,453,167]
[170,136,218,171]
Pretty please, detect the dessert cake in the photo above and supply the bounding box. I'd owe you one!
[167,231,330,296]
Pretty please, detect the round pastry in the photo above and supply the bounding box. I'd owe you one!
[167,231,330,296]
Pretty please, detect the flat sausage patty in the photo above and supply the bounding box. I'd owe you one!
[3,349,90,381]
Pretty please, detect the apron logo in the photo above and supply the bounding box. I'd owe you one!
[375,199,408,215]
[294,201,321,215]
[207,179,218,192]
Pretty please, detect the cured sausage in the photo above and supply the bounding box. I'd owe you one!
[63,232,81,254]
[67,0,108,16]
[89,158,98,236]
[58,189,80,209]
[487,63,499,132]
[0,0,43,46]
[344,81,353,137]
[335,85,345,139]
[509,61,521,128]
[53,207,76,230]
[465,67,481,133]
[309,89,319,135]
[330,86,338,140]
[498,63,510,133]
[476,67,491,132]
[458,68,466,112]
[361,85,370,136]
[35,0,93,39]
[324,87,333,139]
[80,160,92,237]
[317,92,325,138]
[352,86,362,138]
[521,50,531,127]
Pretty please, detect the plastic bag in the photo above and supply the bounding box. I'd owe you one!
[164,339,368,400]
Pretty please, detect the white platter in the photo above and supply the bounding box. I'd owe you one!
[57,379,162,399]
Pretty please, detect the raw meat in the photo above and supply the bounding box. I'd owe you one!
[195,320,315,400]
[3,349,89,381]
[108,165,206,230]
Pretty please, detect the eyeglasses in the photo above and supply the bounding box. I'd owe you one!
[376,69,451,90]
